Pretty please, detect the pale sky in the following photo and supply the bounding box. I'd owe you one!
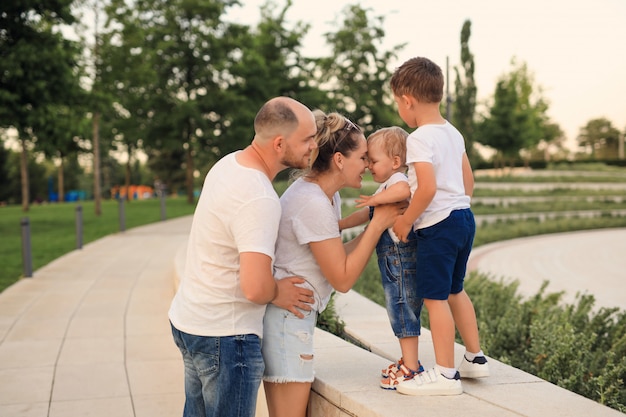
[228,0,626,149]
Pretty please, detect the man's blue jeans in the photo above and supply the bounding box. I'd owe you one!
[171,323,264,417]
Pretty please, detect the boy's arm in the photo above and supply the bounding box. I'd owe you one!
[462,153,474,197]
[339,207,370,231]
[356,181,410,207]
[392,162,436,242]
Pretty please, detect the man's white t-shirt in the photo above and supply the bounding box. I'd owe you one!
[273,178,341,313]
[406,121,471,229]
[168,152,281,338]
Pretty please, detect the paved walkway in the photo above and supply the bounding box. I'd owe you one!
[0,217,192,417]
[468,228,626,310]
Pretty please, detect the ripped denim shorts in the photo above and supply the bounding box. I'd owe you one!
[262,303,317,383]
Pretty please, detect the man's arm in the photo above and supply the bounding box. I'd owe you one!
[239,251,314,318]
[239,252,277,304]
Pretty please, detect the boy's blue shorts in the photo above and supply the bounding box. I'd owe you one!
[415,209,475,300]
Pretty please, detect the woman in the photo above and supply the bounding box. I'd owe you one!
[261,110,405,417]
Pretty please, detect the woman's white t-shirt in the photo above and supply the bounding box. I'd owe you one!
[273,178,341,313]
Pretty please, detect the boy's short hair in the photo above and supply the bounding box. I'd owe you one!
[390,57,444,103]
[367,126,409,167]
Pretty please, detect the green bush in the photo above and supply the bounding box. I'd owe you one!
[316,292,345,336]
[465,274,626,412]
[354,267,626,412]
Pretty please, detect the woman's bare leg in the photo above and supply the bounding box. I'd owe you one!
[263,381,311,417]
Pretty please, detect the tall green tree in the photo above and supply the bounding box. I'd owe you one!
[88,0,109,215]
[318,4,404,133]
[100,0,159,200]
[104,0,242,203]
[33,101,90,202]
[214,0,319,163]
[452,20,478,164]
[577,118,621,159]
[476,59,551,167]
[1,149,49,205]
[0,0,81,211]
[525,121,567,162]
[0,141,10,203]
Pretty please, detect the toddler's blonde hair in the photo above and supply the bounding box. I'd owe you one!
[367,126,409,168]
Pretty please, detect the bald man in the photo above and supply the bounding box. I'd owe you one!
[169,97,318,417]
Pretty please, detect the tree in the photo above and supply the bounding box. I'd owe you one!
[214,0,319,162]
[0,0,81,211]
[103,0,245,203]
[33,101,90,202]
[1,148,49,205]
[617,123,626,159]
[317,4,405,134]
[453,20,478,164]
[476,59,552,167]
[576,118,621,159]
[99,0,159,201]
[89,1,108,215]
[524,121,567,162]
[0,141,10,203]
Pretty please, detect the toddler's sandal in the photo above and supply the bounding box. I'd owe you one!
[380,371,401,390]
[381,358,403,378]
[380,362,423,390]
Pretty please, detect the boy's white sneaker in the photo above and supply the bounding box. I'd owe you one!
[458,355,490,378]
[396,368,463,396]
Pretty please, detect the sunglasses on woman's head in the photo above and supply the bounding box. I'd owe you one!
[333,119,361,153]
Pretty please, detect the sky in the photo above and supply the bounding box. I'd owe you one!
[227,0,626,150]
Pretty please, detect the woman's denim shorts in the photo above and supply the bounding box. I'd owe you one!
[262,303,317,383]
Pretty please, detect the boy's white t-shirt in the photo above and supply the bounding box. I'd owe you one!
[406,121,471,229]
[168,152,281,338]
[273,178,341,313]
[374,171,408,242]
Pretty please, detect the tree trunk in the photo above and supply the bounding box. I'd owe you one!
[186,145,194,204]
[58,156,65,203]
[125,152,131,203]
[20,136,30,212]
[93,111,102,216]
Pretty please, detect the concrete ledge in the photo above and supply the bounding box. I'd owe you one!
[173,244,623,417]
[330,290,624,417]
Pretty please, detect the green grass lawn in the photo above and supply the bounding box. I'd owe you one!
[0,197,196,291]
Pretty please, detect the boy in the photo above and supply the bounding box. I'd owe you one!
[389,57,489,396]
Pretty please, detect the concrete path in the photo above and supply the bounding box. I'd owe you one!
[469,228,626,310]
[0,216,192,417]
